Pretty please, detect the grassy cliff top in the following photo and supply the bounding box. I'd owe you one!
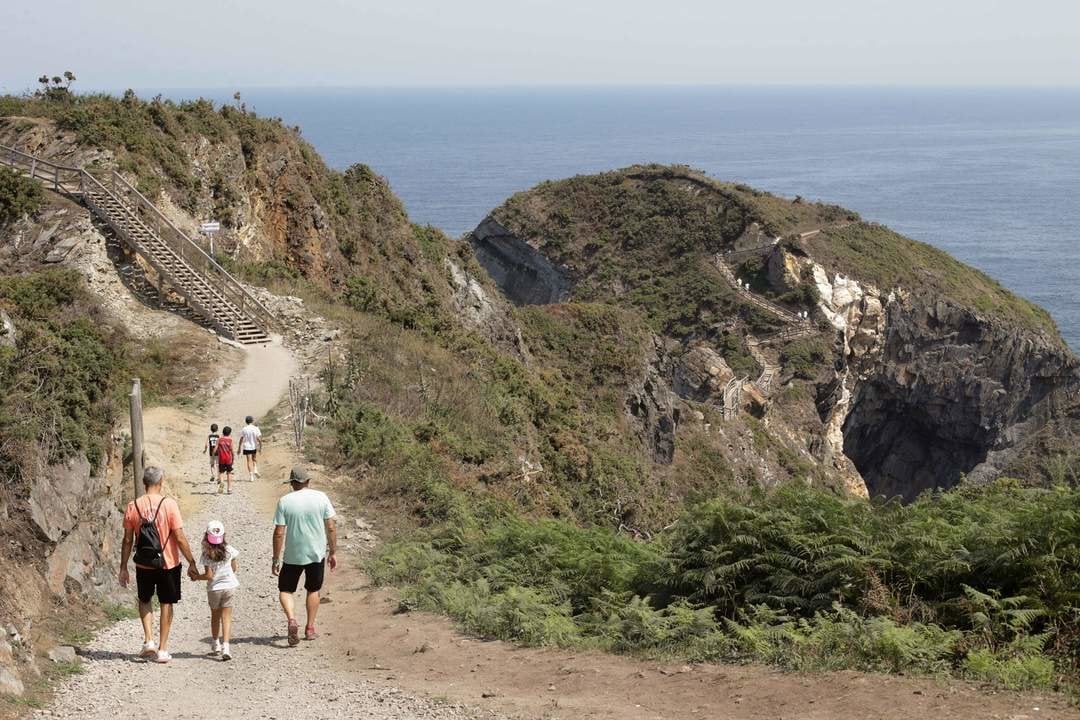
[490,164,1060,339]
[802,222,1058,337]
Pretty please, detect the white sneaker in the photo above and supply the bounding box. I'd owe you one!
[153,650,172,664]
[139,641,157,659]
[212,638,222,654]
[253,469,260,478]
[221,643,232,661]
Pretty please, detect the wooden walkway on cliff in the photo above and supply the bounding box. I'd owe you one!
[713,240,823,419]
[713,252,815,340]
[1,144,274,344]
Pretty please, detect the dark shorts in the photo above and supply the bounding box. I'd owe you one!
[278,560,325,594]
[135,565,182,604]
[242,449,257,457]
[219,463,233,473]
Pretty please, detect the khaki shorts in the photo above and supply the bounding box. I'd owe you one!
[207,588,236,609]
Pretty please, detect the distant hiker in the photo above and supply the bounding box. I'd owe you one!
[118,466,198,664]
[204,423,220,483]
[216,426,235,494]
[190,520,240,661]
[239,415,262,481]
[271,466,337,646]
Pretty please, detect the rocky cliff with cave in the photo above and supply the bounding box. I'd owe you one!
[471,165,1080,499]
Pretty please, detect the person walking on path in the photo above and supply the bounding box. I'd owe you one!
[118,466,199,663]
[191,520,240,661]
[239,415,262,481]
[216,426,235,494]
[203,423,220,483]
[271,466,337,646]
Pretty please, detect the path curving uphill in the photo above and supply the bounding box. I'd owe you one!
[36,340,494,720]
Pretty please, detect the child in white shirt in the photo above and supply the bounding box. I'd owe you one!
[192,520,240,660]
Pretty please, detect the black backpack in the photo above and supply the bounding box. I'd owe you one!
[132,497,171,569]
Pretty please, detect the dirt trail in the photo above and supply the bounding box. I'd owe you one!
[36,341,494,720]
[35,339,1080,720]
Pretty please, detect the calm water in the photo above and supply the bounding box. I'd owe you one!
[154,87,1080,348]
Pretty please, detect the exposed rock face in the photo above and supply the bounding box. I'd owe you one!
[761,244,1080,500]
[843,294,1080,499]
[672,345,734,402]
[626,343,678,464]
[469,217,574,305]
[445,257,530,358]
[767,247,802,293]
[0,665,23,696]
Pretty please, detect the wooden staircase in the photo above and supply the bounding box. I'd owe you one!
[1,144,274,344]
[713,252,816,342]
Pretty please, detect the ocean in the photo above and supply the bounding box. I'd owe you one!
[153,87,1080,348]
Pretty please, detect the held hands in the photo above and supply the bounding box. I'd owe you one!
[187,565,201,581]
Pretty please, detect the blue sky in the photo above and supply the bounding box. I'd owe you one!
[1,0,1077,91]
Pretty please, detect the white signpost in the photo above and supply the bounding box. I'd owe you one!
[200,221,221,256]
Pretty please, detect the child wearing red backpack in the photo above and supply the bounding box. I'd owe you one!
[216,426,235,495]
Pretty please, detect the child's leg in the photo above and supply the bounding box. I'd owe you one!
[227,470,233,493]
[221,607,233,643]
[210,607,221,640]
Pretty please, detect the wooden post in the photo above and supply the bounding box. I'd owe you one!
[129,378,144,498]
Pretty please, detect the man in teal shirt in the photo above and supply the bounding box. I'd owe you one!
[272,466,337,646]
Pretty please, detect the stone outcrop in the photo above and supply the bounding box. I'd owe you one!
[468,217,574,305]
[625,343,678,464]
[843,293,1079,499]
[445,257,530,358]
[672,345,735,402]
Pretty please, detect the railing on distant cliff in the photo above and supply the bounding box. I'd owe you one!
[723,238,780,262]
[713,252,814,329]
[722,375,747,421]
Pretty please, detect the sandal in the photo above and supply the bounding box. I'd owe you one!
[287,619,300,646]
[304,625,318,641]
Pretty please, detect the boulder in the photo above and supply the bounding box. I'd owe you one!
[0,666,23,697]
[672,345,734,402]
[767,247,802,293]
[29,454,92,542]
[47,646,77,664]
[43,236,81,263]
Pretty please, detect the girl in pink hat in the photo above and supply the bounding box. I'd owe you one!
[191,520,240,660]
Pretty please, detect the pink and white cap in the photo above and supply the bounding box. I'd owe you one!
[205,520,225,545]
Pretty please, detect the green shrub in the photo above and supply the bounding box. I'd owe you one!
[963,648,1055,690]
[0,166,43,226]
[0,269,123,481]
[372,480,1080,690]
[780,337,830,379]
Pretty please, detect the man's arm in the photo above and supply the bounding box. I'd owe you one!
[272,525,285,576]
[119,527,134,587]
[325,517,338,571]
[175,528,197,566]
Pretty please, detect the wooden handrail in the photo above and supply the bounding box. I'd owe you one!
[106,171,278,332]
[0,142,276,339]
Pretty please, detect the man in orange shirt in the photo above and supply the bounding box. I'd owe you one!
[119,466,198,663]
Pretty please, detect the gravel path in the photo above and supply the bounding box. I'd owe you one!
[36,341,496,720]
